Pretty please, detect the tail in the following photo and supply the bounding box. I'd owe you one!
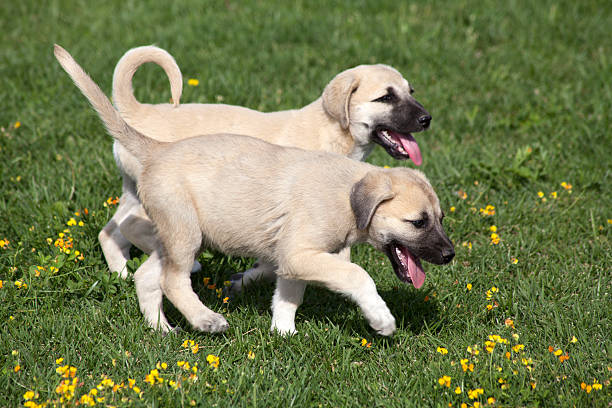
[54,44,159,163]
[112,45,183,113]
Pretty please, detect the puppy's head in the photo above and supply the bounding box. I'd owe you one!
[350,168,454,289]
[322,64,431,165]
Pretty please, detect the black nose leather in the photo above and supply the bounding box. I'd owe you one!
[418,115,432,128]
[442,250,455,264]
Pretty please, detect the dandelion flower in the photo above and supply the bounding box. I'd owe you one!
[489,225,497,232]
[436,347,448,355]
[466,283,472,291]
[454,386,461,394]
[450,206,456,212]
[188,78,199,86]
[537,191,544,198]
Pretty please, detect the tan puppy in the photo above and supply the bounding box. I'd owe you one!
[55,45,453,335]
[102,46,432,281]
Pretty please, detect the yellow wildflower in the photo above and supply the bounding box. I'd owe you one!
[466,283,472,291]
[490,233,500,245]
[0,238,9,249]
[510,257,518,264]
[489,225,497,232]
[436,347,448,355]
[537,191,544,198]
[14,365,21,372]
[247,350,255,359]
[454,386,461,394]
[570,336,578,343]
[437,375,451,387]
[14,121,21,128]
[550,191,557,199]
[207,354,220,369]
[450,206,456,212]
[187,78,199,86]
[23,390,36,400]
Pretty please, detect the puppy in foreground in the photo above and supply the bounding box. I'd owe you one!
[55,45,454,335]
[102,45,432,281]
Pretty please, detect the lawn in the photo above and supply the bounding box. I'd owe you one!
[1,0,610,406]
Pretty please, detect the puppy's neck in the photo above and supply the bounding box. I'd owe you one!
[298,99,358,158]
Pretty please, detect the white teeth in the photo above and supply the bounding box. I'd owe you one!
[379,130,407,154]
[395,247,408,269]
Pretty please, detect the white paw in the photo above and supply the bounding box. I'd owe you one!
[192,312,229,333]
[270,320,297,336]
[365,304,396,336]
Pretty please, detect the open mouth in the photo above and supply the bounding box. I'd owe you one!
[385,242,426,289]
[374,128,423,166]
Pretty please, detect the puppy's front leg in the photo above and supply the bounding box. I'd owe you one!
[281,251,395,336]
[270,277,306,335]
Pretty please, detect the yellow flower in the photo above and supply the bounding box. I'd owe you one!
[560,182,572,190]
[247,351,255,359]
[462,241,472,250]
[570,336,578,343]
[457,190,468,200]
[14,121,21,129]
[592,380,602,391]
[489,225,497,232]
[479,205,495,216]
[436,347,448,355]
[486,304,493,311]
[23,390,36,400]
[450,206,456,212]
[383,165,390,169]
[512,344,524,353]
[206,354,220,369]
[0,238,9,249]
[0,280,3,289]
[223,296,230,303]
[510,257,518,264]
[466,283,472,291]
[553,348,563,356]
[66,218,77,226]
[550,191,558,199]
[437,375,451,387]
[454,386,461,394]
[14,365,21,372]
[537,191,544,198]
[490,233,500,245]
[188,78,199,86]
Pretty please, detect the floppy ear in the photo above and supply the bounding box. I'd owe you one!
[322,72,359,129]
[350,171,395,230]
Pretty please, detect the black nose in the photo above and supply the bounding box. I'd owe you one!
[442,249,455,264]
[418,115,432,129]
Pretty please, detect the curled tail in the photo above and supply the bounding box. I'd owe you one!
[112,45,183,114]
[54,44,159,163]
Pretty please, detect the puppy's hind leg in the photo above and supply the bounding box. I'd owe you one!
[98,178,140,278]
[133,250,172,333]
[154,204,228,333]
[119,204,202,274]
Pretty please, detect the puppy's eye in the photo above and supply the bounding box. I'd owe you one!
[408,219,426,229]
[372,92,395,103]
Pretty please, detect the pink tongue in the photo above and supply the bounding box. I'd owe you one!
[389,131,422,166]
[400,246,426,289]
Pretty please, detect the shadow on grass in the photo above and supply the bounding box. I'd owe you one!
[161,266,440,340]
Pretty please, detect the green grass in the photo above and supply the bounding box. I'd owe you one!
[1,0,611,406]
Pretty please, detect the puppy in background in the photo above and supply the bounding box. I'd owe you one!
[102,45,432,287]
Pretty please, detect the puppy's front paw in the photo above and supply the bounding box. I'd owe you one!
[366,305,396,336]
[270,321,297,336]
[193,312,229,333]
